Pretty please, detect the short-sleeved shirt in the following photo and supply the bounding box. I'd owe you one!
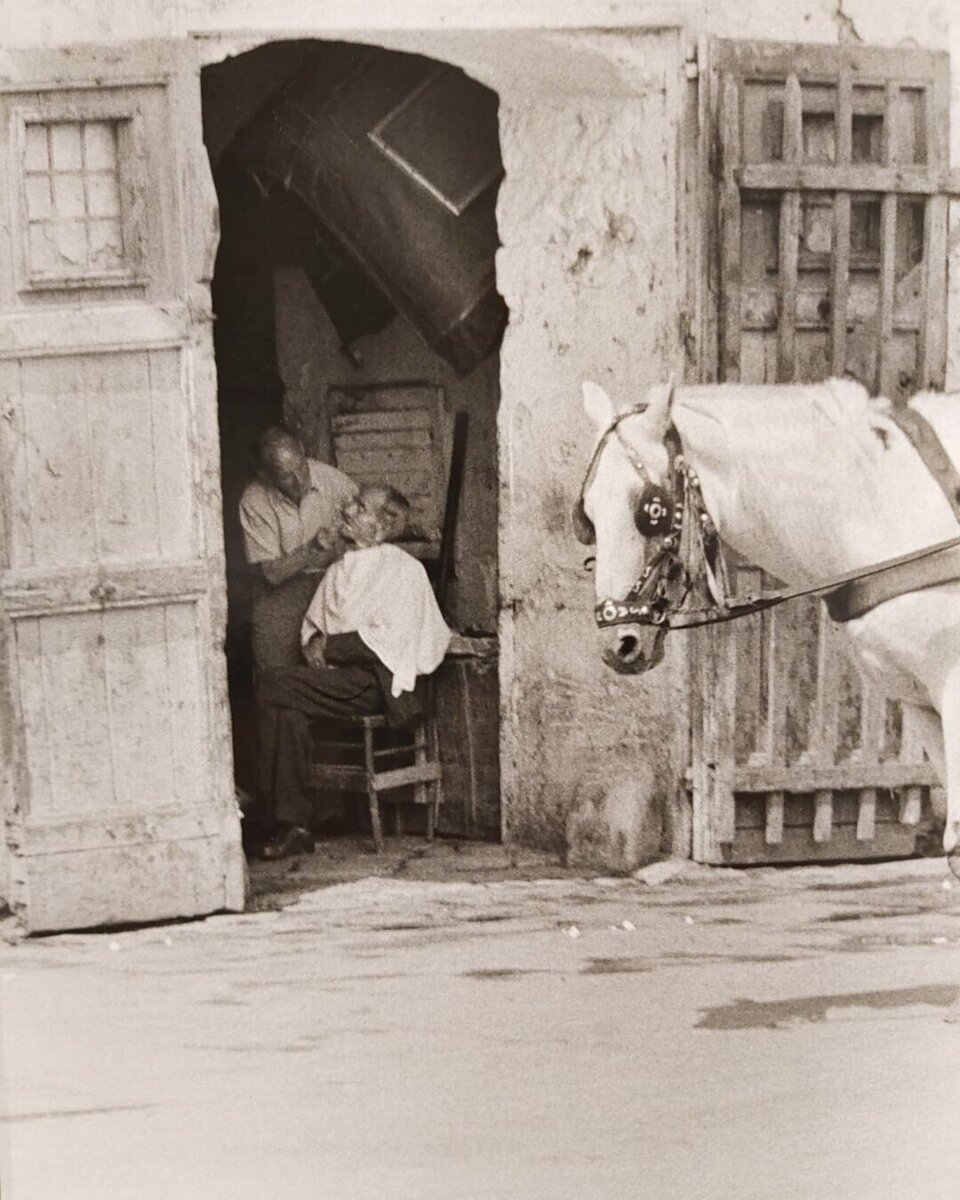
[239,459,357,568]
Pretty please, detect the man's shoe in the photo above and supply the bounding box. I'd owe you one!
[261,824,315,860]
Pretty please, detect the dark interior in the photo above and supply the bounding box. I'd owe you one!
[200,40,504,838]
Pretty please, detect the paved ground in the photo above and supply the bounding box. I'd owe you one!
[1,842,959,1200]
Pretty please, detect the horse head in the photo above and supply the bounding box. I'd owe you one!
[574,379,681,674]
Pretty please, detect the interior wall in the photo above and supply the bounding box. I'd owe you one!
[275,267,499,634]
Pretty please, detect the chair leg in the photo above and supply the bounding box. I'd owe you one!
[364,721,384,854]
[426,714,441,842]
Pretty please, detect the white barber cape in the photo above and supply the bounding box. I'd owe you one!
[301,543,452,697]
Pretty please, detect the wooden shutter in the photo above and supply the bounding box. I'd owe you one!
[690,41,954,864]
[716,40,958,398]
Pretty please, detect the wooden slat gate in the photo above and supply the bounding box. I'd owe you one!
[691,40,957,864]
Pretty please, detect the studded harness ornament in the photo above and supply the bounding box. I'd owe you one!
[574,403,960,633]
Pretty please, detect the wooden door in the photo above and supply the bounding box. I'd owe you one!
[0,42,244,929]
[690,41,955,864]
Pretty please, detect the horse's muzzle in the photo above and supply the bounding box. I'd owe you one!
[600,625,666,674]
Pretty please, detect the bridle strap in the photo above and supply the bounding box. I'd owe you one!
[590,420,960,632]
[577,404,655,510]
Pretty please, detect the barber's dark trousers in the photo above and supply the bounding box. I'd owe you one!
[257,664,383,830]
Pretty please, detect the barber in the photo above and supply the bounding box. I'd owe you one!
[239,426,358,672]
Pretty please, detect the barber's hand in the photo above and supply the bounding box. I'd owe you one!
[303,634,327,670]
[300,544,334,573]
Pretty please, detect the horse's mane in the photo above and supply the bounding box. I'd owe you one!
[676,377,890,473]
[671,378,903,577]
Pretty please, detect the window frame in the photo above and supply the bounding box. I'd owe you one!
[9,92,148,294]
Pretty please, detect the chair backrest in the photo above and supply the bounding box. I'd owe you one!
[328,382,448,560]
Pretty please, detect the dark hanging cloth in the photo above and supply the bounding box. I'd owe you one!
[234,43,506,375]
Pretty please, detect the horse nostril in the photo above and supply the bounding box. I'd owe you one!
[618,636,639,659]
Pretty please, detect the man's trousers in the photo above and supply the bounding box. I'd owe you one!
[257,664,383,829]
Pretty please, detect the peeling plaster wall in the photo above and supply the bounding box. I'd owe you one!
[494,31,688,849]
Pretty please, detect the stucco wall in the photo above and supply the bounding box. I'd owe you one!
[492,31,688,848]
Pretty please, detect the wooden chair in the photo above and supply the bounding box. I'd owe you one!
[307,688,442,854]
[306,393,469,852]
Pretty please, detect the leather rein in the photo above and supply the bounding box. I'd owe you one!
[581,406,960,632]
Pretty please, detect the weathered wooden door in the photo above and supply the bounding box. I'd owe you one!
[0,42,244,929]
[690,41,955,864]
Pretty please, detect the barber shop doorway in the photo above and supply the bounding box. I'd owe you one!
[200,40,503,846]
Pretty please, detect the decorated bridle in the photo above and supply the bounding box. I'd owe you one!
[573,392,960,634]
[572,399,720,630]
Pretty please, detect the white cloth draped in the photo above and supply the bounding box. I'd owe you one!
[301,543,451,696]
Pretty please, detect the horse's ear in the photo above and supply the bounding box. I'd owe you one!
[645,375,676,438]
[582,381,615,431]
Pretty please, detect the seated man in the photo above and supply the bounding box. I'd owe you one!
[239,426,357,672]
[256,484,452,860]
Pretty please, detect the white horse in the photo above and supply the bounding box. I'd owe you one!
[577,376,960,853]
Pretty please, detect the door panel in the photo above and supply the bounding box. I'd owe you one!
[0,42,242,929]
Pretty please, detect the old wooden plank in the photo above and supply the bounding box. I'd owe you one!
[898,705,927,827]
[372,762,442,792]
[918,75,949,390]
[859,674,886,768]
[147,348,196,561]
[856,788,878,841]
[876,83,899,398]
[742,287,920,333]
[329,383,443,414]
[723,821,917,865]
[692,619,738,861]
[335,448,436,472]
[86,351,162,564]
[830,73,853,377]
[764,791,785,844]
[16,359,98,572]
[3,563,208,613]
[918,194,949,389]
[713,40,948,86]
[332,410,433,433]
[764,605,788,772]
[719,73,742,383]
[813,611,840,767]
[732,762,940,791]
[736,163,960,195]
[813,790,834,842]
[333,430,435,453]
[776,74,802,384]
[898,786,923,826]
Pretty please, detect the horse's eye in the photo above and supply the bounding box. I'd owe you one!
[583,556,596,572]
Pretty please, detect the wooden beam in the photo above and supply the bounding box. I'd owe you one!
[764,791,785,844]
[919,76,949,390]
[720,73,743,382]
[856,788,877,841]
[876,83,899,398]
[813,790,834,843]
[777,74,802,383]
[733,762,940,792]
[899,786,923,827]
[737,163,960,195]
[830,73,852,377]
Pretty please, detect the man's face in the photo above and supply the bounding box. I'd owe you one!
[340,487,391,548]
[264,444,309,504]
